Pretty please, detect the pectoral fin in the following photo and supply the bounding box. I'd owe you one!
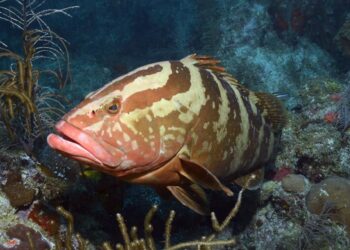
[234,168,264,190]
[178,155,233,196]
[155,187,172,200]
[167,184,209,215]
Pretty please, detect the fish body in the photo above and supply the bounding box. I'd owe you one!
[47,55,286,214]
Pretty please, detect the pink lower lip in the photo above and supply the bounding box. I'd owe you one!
[47,133,103,165]
[47,120,122,168]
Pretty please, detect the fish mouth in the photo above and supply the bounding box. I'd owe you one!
[47,120,122,168]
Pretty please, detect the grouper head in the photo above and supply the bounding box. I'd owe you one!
[47,60,196,178]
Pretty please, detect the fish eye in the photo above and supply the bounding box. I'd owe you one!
[105,99,121,114]
[109,104,119,112]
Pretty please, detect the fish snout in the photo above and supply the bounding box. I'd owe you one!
[48,120,123,168]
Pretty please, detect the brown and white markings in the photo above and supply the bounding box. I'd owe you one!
[47,54,286,214]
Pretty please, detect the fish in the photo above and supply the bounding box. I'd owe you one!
[47,54,286,214]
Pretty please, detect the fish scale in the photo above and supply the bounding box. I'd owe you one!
[47,54,286,214]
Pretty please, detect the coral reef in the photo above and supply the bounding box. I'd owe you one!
[242,178,350,249]
[274,77,350,181]
[27,202,60,237]
[0,188,55,248]
[281,174,309,194]
[249,73,350,247]
[298,206,350,249]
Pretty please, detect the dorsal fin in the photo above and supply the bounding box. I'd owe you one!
[192,55,226,72]
[183,54,287,132]
[182,54,241,86]
[252,92,287,132]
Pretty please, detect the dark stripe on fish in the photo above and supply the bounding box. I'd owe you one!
[123,61,192,113]
[89,64,163,100]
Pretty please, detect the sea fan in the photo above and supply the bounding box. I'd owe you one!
[0,0,78,31]
[0,0,77,150]
[0,0,79,87]
[32,86,66,135]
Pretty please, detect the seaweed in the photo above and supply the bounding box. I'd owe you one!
[56,206,87,250]
[0,0,78,148]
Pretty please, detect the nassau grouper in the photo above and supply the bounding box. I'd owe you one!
[47,54,286,214]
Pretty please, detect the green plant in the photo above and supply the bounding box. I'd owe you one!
[0,0,77,146]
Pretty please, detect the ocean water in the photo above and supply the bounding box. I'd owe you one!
[0,0,350,249]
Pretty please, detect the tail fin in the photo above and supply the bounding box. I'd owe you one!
[254,92,287,132]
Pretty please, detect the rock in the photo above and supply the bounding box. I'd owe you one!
[335,14,350,56]
[1,171,35,208]
[281,174,308,193]
[305,176,350,234]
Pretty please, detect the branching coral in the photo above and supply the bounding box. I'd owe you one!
[50,200,242,250]
[101,204,237,250]
[0,0,77,147]
[55,206,87,250]
[101,176,255,250]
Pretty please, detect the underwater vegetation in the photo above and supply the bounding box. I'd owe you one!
[0,0,77,150]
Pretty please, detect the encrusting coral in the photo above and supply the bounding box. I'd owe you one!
[306,176,350,234]
[0,223,50,250]
[281,174,309,194]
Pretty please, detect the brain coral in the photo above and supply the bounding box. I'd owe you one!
[305,176,350,234]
